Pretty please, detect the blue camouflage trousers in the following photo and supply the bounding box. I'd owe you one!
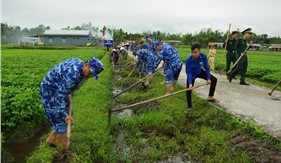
[139,62,148,75]
[40,85,69,134]
[165,60,182,84]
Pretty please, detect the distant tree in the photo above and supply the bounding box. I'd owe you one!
[72,26,82,30]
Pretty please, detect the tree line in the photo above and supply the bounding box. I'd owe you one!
[1,22,281,46]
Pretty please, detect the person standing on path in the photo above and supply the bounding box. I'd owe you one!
[208,44,216,71]
[153,41,182,95]
[224,31,239,74]
[40,57,104,149]
[185,44,217,108]
[227,28,253,85]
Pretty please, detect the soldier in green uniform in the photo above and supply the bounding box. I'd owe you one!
[227,28,253,85]
[224,31,239,74]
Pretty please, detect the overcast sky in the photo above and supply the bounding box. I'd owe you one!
[2,0,281,37]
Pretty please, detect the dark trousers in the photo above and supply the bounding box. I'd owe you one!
[186,69,217,108]
[229,55,248,83]
[226,52,238,73]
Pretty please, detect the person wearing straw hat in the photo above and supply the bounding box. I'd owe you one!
[111,49,119,65]
[208,43,216,71]
[125,42,130,50]
[153,41,182,95]
[186,44,217,108]
[40,57,104,149]
[120,46,128,60]
[227,28,253,85]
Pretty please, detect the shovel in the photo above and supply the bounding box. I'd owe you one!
[53,94,73,162]
[268,79,281,96]
[66,94,72,149]
[112,65,165,99]
[219,23,231,75]
[122,66,136,86]
[108,83,207,125]
[227,44,251,74]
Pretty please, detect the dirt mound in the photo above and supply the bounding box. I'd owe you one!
[230,133,281,162]
[52,149,72,163]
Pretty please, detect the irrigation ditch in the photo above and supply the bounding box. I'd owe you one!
[108,58,281,162]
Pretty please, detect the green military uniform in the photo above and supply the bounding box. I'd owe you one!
[228,28,252,85]
[224,38,238,73]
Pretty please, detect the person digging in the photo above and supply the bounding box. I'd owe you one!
[153,41,182,95]
[185,44,217,108]
[40,57,104,149]
[132,48,155,86]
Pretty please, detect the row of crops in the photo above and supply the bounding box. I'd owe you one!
[1,46,106,139]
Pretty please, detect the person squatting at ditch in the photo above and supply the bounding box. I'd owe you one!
[40,57,104,149]
[153,41,182,95]
[185,44,217,108]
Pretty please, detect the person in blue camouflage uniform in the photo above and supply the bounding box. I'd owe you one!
[146,34,158,57]
[138,43,150,77]
[133,46,154,76]
[153,41,182,94]
[40,57,104,149]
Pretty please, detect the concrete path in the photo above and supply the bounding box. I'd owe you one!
[177,64,281,140]
[127,52,281,140]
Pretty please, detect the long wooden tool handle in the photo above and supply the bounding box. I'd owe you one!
[268,80,281,96]
[113,65,165,99]
[111,83,207,112]
[66,94,72,149]
[122,67,135,84]
[222,23,231,61]
[227,44,251,74]
[122,59,134,68]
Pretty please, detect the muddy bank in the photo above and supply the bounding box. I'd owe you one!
[230,133,281,162]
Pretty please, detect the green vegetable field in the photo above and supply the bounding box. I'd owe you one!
[1,46,105,139]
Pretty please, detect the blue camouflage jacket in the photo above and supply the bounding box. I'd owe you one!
[149,38,158,56]
[41,58,85,95]
[154,43,182,70]
[136,49,155,73]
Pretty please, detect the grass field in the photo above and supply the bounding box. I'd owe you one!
[28,56,281,162]
[2,45,281,162]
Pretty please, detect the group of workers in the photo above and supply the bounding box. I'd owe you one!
[39,28,253,149]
